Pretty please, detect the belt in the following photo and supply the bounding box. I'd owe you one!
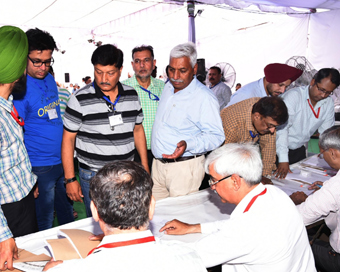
[156,154,203,164]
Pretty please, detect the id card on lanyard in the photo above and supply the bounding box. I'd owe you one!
[103,95,122,130]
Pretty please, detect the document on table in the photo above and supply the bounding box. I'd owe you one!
[300,156,337,176]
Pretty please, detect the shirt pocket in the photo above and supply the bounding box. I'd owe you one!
[163,106,197,133]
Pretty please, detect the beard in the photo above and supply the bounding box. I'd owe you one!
[12,74,27,94]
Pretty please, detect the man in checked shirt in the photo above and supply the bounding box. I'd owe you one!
[220,96,288,184]
[0,26,38,270]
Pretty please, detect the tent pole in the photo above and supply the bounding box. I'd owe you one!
[187,1,196,44]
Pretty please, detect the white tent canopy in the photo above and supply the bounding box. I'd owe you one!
[1,0,339,86]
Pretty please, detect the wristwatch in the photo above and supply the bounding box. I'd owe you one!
[64,176,77,184]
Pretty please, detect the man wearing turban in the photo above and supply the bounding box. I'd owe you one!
[13,28,74,231]
[226,63,303,107]
[0,25,38,270]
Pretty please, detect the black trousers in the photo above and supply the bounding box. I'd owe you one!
[134,149,154,172]
[289,145,306,165]
[312,239,340,272]
[1,189,38,238]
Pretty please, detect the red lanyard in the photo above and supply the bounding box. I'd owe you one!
[87,236,155,256]
[243,188,267,213]
[307,99,320,119]
[10,105,24,126]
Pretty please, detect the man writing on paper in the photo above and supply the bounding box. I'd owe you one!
[220,96,288,184]
[291,126,340,272]
[43,161,206,272]
[160,143,315,272]
[275,68,340,179]
[0,26,38,270]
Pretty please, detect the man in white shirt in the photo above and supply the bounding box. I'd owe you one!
[226,63,302,107]
[161,143,315,272]
[207,66,232,110]
[275,68,340,179]
[43,161,206,272]
[291,126,340,272]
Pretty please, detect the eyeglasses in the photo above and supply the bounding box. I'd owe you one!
[28,56,54,67]
[318,149,329,159]
[315,82,333,96]
[208,175,232,187]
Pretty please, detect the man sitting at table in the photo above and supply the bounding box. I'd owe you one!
[160,143,315,272]
[290,126,340,272]
[43,161,206,272]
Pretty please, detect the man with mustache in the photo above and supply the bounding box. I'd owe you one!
[226,63,302,107]
[151,42,225,200]
[220,96,288,184]
[62,44,148,217]
[0,25,38,270]
[122,45,164,171]
[207,66,232,110]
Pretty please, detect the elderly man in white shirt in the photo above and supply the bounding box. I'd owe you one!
[291,126,340,272]
[161,143,315,272]
[43,161,207,272]
[275,68,340,179]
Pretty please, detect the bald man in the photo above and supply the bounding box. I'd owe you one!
[0,25,38,270]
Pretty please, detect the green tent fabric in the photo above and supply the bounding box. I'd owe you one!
[0,25,28,84]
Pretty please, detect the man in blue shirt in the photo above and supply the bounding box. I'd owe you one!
[151,42,225,200]
[13,28,73,231]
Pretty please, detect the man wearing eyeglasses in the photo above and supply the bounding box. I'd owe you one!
[13,28,74,231]
[160,143,315,272]
[122,45,164,171]
[275,68,340,179]
[220,96,288,184]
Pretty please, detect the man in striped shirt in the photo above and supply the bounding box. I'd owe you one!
[0,26,38,270]
[62,44,148,217]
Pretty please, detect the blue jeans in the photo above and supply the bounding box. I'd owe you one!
[78,166,96,217]
[32,163,74,231]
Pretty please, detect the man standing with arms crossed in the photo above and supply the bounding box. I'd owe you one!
[123,45,164,171]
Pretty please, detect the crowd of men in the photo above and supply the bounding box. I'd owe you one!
[1,25,340,271]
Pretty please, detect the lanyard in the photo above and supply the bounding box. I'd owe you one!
[249,131,259,139]
[103,95,121,111]
[140,86,159,101]
[307,99,320,119]
[87,236,155,256]
[11,105,24,126]
[243,188,267,213]
[32,78,49,101]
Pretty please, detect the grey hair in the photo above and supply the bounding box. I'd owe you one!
[169,42,197,68]
[319,126,340,150]
[205,143,263,186]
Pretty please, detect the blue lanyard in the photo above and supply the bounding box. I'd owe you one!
[140,86,159,101]
[103,95,121,111]
[32,78,49,101]
[249,131,259,139]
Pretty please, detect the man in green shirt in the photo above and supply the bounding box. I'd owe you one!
[122,45,164,171]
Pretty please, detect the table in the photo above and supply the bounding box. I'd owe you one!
[13,154,330,270]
